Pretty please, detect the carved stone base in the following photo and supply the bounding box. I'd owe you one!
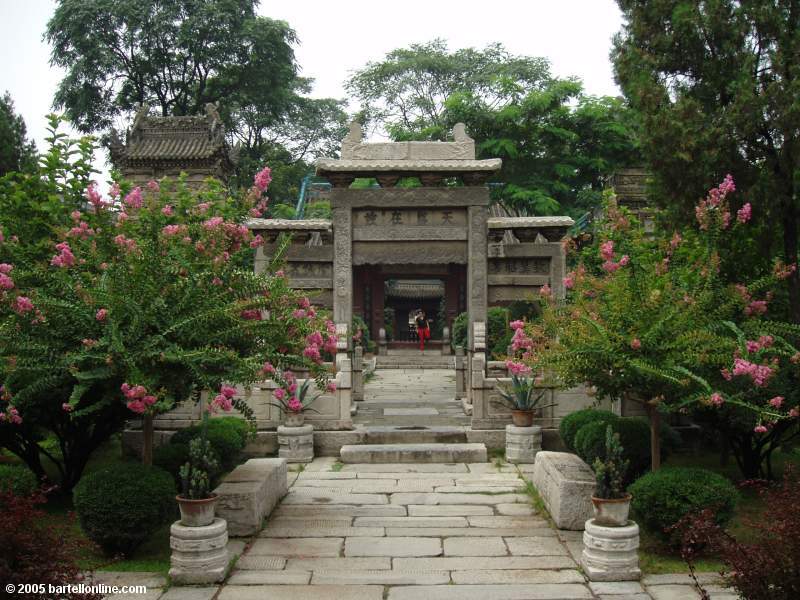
[278,425,314,463]
[581,519,641,581]
[505,424,542,464]
[169,518,230,584]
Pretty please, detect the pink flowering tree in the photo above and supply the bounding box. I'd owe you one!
[0,117,332,490]
[530,179,800,476]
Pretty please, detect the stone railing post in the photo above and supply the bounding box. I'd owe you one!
[335,352,354,421]
[352,345,364,402]
[455,346,466,399]
[378,327,387,356]
[441,326,451,355]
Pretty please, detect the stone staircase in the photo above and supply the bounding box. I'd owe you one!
[340,442,487,463]
[375,352,455,370]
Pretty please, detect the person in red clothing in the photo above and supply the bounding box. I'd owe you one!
[415,309,430,352]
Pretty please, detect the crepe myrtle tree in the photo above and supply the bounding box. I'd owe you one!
[528,179,800,476]
[0,116,335,491]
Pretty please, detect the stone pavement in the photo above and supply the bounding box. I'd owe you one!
[101,458,735,599]
[353,368,469,427]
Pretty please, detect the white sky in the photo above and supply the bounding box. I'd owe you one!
[0,0,623,177]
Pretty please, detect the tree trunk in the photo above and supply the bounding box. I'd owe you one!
[646,402,661,471]
[142,413,154,466]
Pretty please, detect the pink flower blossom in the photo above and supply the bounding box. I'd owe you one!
[203,216,224,231]
[1,406,22,424]
[273,387,286,401]
[147,180,160,193]
[126,400,146,414]
[736,203,752,224]
[62,403,73,412]
[161,205,174,216]
[303,344,321,362]
[306,331,324,347]
[745,340,761,353]
[162,224,186,237]
[744,300,768,316]
[510,320,525,331]
[618,255,630,267]
[109,182,121,198]
[85,183,107,210]
[293,309,307,319]
[241,309,262,320]
[51,242,76,268]
[254,167,272,192]
[506,360,532,376]
[670,233,682,250]
[0,273,14,290]
[262,362,276,375]
[769,396,784,409]
[326,382,337,393]
[790,407,800,418]
[196,202,211,214]
[539,283,552,297]
[220,385,237,399]
[211,393,233,412]
[287,397,302,412]
[114,234,138,254]
[70,210,82,221]
[0,263,12,275]
[600,240,615,261]
[773,261,797,280]
[710,393,724,407]
[13,296,34,314]
[563,274,575,290]
[630,338,641,350]
[212,277,222,286]
[602,260,620,273]
[123,187,143,209]
[250,234,264,249]
[732,358,774,386]
[754,424,767,434]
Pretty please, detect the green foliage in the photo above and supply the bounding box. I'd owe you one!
[629,467,738,541]
[559,408,619,452]
[576,417,676,483]
[153,443,192,484]
[487,307,510,358]
[352,315,371,349]
[451,312,468,351]
[169,417,246,471]
[383,307,395,341]
[73,463,176,556]
[0,92,36,177]
[179,436,219,500]
[612,0,800,320]
[493,374,553,413]
[0,119,332,491]
[593,425,629,499]
[348,39,640,216]
[0,464,38,496]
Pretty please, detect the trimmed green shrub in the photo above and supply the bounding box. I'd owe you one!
[352,314,371,348]
[575,417,680,482]
[73,463,176,556]
[559,409,619,452]
[629,467,738,540]
[154,443,191,484]
[487,307,510,357]
[170,417,248,470]
[451,312,468,351]
[508,300,540,322]
[0,464,38,496]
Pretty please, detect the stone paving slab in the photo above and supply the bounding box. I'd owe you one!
[353,516,469,527]
[219,585,384,600]
[408,504,493,516]
[281,491,389,505]
[234,556,287,570]
[646,584,702,600]
[393,556,579,571]
[340,463,469,473]
[390,492,529,505]
[159,587,218,600]
[496,503,537,516]
[451,569,585,584]
[227,570,311,584]
[293,479,444,492]
[385,527,556,537]
[285,557,391,571]
[434,485,524,493]
[589,581,647,595]
[443,536,507,556]
[387,584,593,599]
[261,526,385,537]
[345,536,443,557]
[505,537,571,556]
[312,569,451,585]
[248,537,343,557]
[468,515,549,527]
[273,504,407,517]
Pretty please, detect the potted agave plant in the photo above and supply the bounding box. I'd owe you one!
[495,363,556,427]
[176,430,220,527]
[271,379,321,427]
[592,425,632,526]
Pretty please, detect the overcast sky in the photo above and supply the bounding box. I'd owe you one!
[0,0,624,175]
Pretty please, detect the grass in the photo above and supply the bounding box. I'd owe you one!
[521,479,551,523]
[330,461,344,472]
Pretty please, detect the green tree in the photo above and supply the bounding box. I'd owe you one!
[612,0,800,321]
[0,93,37,177]
[46,0,347,200]
[347,40,639,216]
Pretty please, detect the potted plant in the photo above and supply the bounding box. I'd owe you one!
[591,425,632,526]
[176,427,220,527]
[270,377,321,427]
[494,365,556,427]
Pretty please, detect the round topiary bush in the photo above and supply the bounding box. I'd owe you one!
[0,464,39,496]
[170,417,247,470]
[73,463,176,556]
[574,417,680,482]
[451,312,468,351]
[629,467,738,540]
[559,408,619,452]
[153,443,190,483]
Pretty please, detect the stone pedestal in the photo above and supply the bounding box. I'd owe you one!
[581,519,641,581]
[278,425,314,463]
[531,451,595,530]
[169,518,230,584]
[505,424,542,464]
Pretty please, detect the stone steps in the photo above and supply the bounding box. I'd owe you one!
[375,356,455,370]
[340,443,487,464]
[362,426,468,444]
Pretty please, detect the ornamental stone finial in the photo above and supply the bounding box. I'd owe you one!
[340,121,363,159]
[453,123,472,142]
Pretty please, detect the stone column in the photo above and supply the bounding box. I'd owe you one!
[352,345,364,401]
[467,204,488,350]
[332,205,353,328]
[581,519,641,581]
[505,424,542,464]
[455,346,466,399]
[277,425,314,463]
[550,241,568,300]
[169,518,230,584]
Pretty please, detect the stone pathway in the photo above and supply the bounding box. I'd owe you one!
[101,458,735,599]
[353,368,469,427]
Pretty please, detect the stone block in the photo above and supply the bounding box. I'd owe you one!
[340,443,487,463]
[312,570,451,585]
[213,457,287,537]
[387,584,593,600]
[169,518,230,585]
[443,537,507,556]
[531,451,595,530]
[581,519,641,581]
[248,537,343,557]
[408,505,493,516]
[278,425,314,463]
[345,536,442,557]
[394,556,578,571]
[505,537,570,557]
[451,569,585,584]
[218,585,383,600]
[505,424,542,464]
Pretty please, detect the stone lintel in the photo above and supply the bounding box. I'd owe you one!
[352,227,467,242]
[488,216,575,229]
[352,242,467,265]
[247,218,332,232]
[261,245,333,262]
[488,274,550,286]
[331,187,490,209]
[501,243,562,258]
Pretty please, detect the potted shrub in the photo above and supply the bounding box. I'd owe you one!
[591,425,632,526]
[494,362,555,427]
[176,429,220,527]
[269,375,322,427]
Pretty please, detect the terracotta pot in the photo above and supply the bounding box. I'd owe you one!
[511,409,535,427]
[176,493,218,527]
[591,494,632,527]
[284,411,305,427]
